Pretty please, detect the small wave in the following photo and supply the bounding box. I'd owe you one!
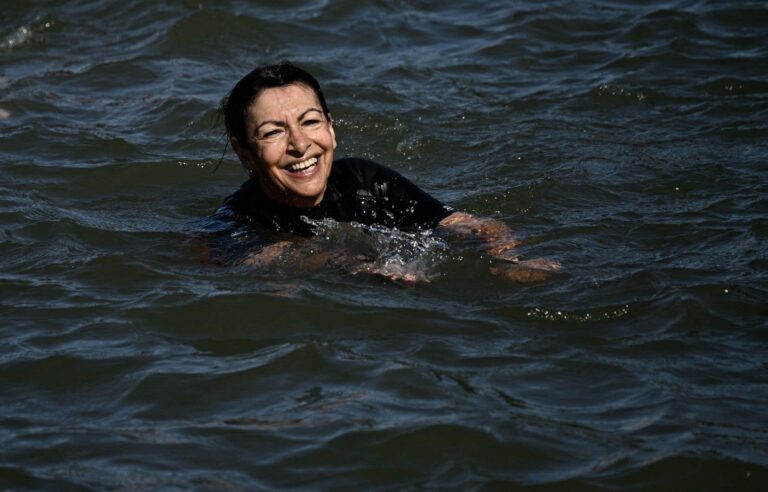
[151,9,274,59]
[0,465,82,491]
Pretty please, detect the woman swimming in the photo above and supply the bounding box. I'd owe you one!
[215,62,559,282]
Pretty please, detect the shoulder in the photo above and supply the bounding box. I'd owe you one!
[223,177,261,211]
[331,157,391,176]
[330,157,405,187]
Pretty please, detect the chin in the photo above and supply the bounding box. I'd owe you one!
[287,188,325,207]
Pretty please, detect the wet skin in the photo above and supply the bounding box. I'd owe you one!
[231,83,336,209]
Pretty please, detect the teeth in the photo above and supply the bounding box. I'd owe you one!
[287,157,317,172]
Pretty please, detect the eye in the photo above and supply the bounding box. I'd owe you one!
[302,118,322,127]
[260,128,284,139]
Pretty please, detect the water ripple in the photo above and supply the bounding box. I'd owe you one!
[1,0,767,489]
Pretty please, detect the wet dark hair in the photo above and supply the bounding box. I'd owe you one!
[221,61,330,148]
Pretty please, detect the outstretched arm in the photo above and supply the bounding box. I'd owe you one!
[240,240,294,267]
[438,211,560,281]
[438,212,519,261]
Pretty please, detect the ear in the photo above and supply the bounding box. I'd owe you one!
[230,137,254,170]
[328,113,337,150]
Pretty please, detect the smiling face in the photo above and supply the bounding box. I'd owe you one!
[232,83,337,208]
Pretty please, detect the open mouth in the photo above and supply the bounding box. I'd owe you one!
[285,157,318,174]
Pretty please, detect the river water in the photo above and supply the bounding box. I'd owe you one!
[1,0,767,490]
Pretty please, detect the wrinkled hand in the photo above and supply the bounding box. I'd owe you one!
[349,260,430,286]
[489,258,561,283]
[487,240,520,262]
[517,258,561,271]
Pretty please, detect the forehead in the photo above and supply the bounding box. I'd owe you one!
[247,83,321,124]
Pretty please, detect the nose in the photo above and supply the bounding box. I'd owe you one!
[286,125,310,155]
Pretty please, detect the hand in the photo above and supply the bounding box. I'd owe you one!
[489,257,561,283]
[348,260,430,286]
[487,240,520,262]
[516,258,561,271]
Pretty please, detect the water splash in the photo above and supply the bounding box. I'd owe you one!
[294,217,450,283]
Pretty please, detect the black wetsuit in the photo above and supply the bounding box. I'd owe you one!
[218,157,454,236]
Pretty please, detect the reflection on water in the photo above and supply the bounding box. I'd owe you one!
[1,0,767,489]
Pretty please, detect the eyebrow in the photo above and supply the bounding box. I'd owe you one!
[254,108,324,132]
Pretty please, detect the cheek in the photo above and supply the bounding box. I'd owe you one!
[257,145,284,169]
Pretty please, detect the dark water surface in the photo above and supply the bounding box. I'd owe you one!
[2,0,767,489]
